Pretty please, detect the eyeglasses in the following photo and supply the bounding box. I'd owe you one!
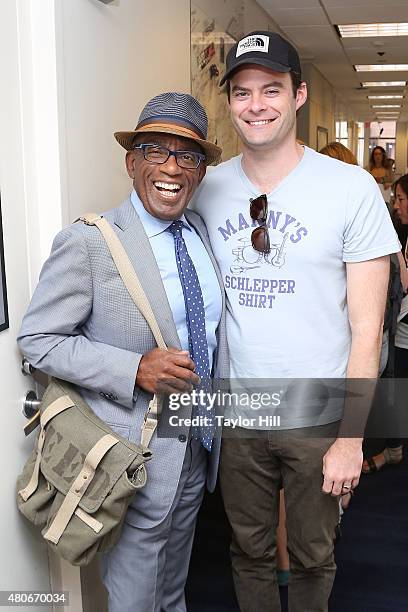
[250,194,270,253]
[133,143,206,169]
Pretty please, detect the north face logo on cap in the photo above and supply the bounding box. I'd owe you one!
[236,35,269,57]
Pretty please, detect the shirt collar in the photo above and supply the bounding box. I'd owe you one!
[130,189,192,238]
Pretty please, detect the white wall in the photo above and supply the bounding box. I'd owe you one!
[57,0,191,222]
[191,0,279,160]
[298,64,335,149]
[16,0,66,288]
[0,1,58,606]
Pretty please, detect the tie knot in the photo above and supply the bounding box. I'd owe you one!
[167,220,184,237]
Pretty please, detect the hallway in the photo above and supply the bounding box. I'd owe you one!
[2,1,408,608]
[186,444,408,612]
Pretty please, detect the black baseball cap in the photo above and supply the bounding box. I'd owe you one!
[219,31,301,86]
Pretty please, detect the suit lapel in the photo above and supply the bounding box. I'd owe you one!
[109,202,225,353]
[112,199,181,349]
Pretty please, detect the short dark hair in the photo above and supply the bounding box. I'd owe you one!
[289,71,302,97]
[225,70,302,101]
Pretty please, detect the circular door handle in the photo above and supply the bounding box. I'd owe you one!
[23,391,41,419]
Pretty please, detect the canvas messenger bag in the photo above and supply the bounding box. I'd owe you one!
[17,213,167,566]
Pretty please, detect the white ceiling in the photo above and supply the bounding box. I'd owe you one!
[256,0,408,123]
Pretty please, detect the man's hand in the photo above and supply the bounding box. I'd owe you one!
[136,347,200,395]
[322,438,363,497]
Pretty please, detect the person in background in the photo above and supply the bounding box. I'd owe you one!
[367,145,393,190]
[276,490,290,587]
[392,179,408,265]
[362,174,408,473]
[319,141,358,166]
[393,175,408,375]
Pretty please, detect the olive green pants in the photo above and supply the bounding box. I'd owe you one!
[219,423,340,612]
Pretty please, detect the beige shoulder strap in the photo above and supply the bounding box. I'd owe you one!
[18,395,75,501]
[43,433,119,544]
[77,213,167,448]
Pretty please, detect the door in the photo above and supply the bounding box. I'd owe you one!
[0,2,51,610]
[0,1,80,609]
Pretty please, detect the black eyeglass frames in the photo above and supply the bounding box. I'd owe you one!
[133,143,206,169]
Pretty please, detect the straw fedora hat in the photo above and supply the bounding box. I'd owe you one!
[114,92,221,166]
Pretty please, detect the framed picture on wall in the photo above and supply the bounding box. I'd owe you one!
[317,126,328,152]
[0,195,9,332]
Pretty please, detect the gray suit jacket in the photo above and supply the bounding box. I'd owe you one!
[18,198,228,528]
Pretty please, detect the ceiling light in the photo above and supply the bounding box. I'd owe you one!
[368,95,404,99]
[337,23,408,38]
[355,65,408,72]
[371,105,401,108]
[361,81,406,87]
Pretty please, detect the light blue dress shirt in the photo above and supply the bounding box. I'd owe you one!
[130,190,222,370]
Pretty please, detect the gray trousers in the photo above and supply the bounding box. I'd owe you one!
[219,423,340,612]
[101,439,207,612]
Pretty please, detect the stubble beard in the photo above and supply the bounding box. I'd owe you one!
[235,112,297,154]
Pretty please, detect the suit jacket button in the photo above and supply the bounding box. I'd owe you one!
[178,434,187,443]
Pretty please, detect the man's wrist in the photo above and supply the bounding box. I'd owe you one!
[333,437,363,449]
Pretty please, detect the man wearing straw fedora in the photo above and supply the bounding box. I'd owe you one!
[18,92,228,611]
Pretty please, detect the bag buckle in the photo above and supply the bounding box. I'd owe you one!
[76,213,102,226]
[130,464,147,488]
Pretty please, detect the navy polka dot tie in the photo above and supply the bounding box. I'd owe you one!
[168,220,214,450]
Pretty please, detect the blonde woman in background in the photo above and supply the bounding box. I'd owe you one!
[320,141,358,166]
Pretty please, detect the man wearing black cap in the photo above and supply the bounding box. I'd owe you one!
[18,92,228,611]
[192,31,399,611]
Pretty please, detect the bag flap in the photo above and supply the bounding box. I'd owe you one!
[39,379,152,513]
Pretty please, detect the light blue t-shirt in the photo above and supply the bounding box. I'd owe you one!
[192,147,400,428]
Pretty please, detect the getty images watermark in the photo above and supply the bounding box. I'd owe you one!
[167,389,282,429]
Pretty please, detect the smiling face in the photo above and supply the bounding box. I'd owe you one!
[373,147,385,167]
[394,183,408,225]
[227,65,307,152]
[126,133,206,221]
